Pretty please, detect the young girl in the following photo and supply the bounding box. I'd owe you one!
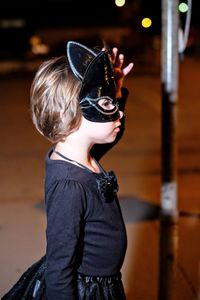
[30,40,133,300]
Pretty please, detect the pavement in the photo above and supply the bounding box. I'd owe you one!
[0,55,200,300]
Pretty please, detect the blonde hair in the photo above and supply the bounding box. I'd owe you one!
[30,56,82,143]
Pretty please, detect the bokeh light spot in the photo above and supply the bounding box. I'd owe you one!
[179,2,188,13]
[141,18,152,28]
[115,0,126,8]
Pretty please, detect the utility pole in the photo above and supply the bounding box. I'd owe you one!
[159,0,179,299]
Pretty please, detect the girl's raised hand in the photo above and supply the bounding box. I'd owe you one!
[110,47,134,98]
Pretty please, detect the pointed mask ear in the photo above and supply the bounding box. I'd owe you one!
[80,51,116,102]
[66,41,99,81]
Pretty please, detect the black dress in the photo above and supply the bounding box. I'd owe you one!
[45,147,127,300]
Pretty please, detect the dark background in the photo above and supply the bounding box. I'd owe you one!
[0,0,160,26]
[0,0,199,60]
[0,0,199,27]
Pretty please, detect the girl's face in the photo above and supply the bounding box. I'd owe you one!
[80,110,123,145]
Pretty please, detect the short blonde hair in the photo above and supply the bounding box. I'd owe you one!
[30,56,82,143]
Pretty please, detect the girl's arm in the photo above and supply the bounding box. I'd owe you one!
[45,180,86,300]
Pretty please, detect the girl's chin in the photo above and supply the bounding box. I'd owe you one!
[106,134,118,143]
[95,132,118,144]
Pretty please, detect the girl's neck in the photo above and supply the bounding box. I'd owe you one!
[55,137,91,161]
[53,138,99,173]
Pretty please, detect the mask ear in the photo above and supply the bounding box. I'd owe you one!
[80,51,116,101]
[66,41,99,81]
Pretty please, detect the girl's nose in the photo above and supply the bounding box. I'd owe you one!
[119,110,124,119]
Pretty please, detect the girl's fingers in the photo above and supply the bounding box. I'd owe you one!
[122,62,134,76]
[111,47,118,64]
[110,46,134,79]
[116,54,124,69]
[112,47,118,56]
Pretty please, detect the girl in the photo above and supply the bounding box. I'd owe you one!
[30,40,133,299]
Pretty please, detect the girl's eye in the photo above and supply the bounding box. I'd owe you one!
[98,99,115,110]
[104,100,111,107]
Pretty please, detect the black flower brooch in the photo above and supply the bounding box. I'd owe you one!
[96,170,119,202]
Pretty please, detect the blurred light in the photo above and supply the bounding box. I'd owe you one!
[0,19,25,28]
[115,0,125,8]
[141,18,152,28]
[32,44,50,55]
[179,2,188,13]
[30,35,50,56]
[30,35,42,47]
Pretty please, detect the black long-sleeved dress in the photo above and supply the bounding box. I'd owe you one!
[45,89,129,300]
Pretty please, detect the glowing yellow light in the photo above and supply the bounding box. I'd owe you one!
[179,2,188,13]
[141,18,152,28]
[115,0,125,7]
[30,35,41,46]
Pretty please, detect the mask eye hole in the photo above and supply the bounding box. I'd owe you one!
[98,99,115,111]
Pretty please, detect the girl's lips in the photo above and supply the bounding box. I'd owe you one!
[114,126,120,133]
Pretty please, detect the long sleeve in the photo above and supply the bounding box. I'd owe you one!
[90,87,129,161]
[45,179,86,300]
